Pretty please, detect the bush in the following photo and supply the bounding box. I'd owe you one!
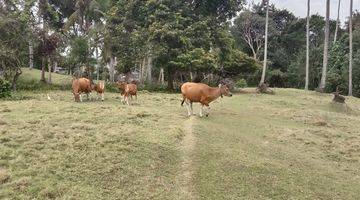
[235,79,247,88]
[0,79,11,98]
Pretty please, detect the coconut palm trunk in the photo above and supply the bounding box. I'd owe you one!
[48,57,52,84]
[349,0,353,96]
[305,0,310,90]
[333,0,341,44]
[260,0,269,85]
[319,0,330,92]
[29,40,33,69]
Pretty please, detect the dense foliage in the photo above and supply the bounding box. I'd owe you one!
[0,79,11,98]
[0,1,358,96]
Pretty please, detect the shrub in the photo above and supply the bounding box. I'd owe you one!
[235,79,247,88]
[0,79,11,98]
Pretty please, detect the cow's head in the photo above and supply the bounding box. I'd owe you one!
[117,81,126,90]
[73,92,80,102]
[219,84,233,97]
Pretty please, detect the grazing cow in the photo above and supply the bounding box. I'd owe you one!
[72,78,92,102]
[181,82,232,117]
[92,81,105,101]
[117,81,137,105]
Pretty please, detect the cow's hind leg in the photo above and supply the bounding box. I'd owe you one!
[125,94,130,105]
[190,102,195,115]
[184,99,192,117]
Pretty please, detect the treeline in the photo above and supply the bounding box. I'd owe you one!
[0,0,359,96]
[232,2,359,96]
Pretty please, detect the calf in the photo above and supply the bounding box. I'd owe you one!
[72,78,92,102]
[117,81,137,105]
[92,81,105,101]
[181,82,232,117]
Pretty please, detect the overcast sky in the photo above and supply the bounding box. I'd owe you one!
[250,0,359,26]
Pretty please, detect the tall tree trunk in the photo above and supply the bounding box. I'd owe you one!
[158,68,164,85]
[48,57,52,84]
[109,56,116,82]
[29,40,33,69]
[167,68,174,91]
[260,0,269,85]
[41,57,46,82]
[140,57,146,84]
[146,55,153,84]
[305,0,310,90]
[349,0,353,96]
[333,0,341,44]
[319,0,330,91]
[54,60,58,72]
[96,47,100,80]
[11,68,22,91]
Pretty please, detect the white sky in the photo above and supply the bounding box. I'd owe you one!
[249,0,360,26]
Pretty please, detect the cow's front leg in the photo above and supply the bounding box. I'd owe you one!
[122,94,126,104]
[101,93,104,101]
[79,94,83,102]
[205,106,210,117]
[199,104,205,117]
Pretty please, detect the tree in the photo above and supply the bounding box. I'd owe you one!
[305,0,310,90]
[260,0,269,85]
[349,0,353,96]
[232,11,268,60]
[0,1,28,90]
[319,0,330,91]
[333,0,341,43]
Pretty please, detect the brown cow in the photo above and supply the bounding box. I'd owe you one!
[117,81,137,105]
[92,81,105,101]
[181,82,232,117]
[72,78,92,102]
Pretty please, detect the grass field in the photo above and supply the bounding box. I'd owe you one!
[16,68,73,91]
[1,89,360,199]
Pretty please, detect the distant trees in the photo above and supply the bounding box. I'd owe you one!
[1,0,359,96]
[230,1,360,96]
[107,0,255,90]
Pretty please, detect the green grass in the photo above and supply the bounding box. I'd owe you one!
[17,68,72,91]
[192,89,360,199]
[0,89,360,199]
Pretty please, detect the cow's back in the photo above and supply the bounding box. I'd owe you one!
[73,78,91,93]
[126,84,137,95]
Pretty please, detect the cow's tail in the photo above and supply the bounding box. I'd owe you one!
[181,95,186,106]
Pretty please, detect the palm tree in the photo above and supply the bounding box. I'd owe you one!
[319,0,330,92]
[305,0,310,90]
[333,0,341,43]
[349,0,353,96]
[260,0,269,85]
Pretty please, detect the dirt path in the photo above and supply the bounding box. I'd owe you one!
[178,116,196,199]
